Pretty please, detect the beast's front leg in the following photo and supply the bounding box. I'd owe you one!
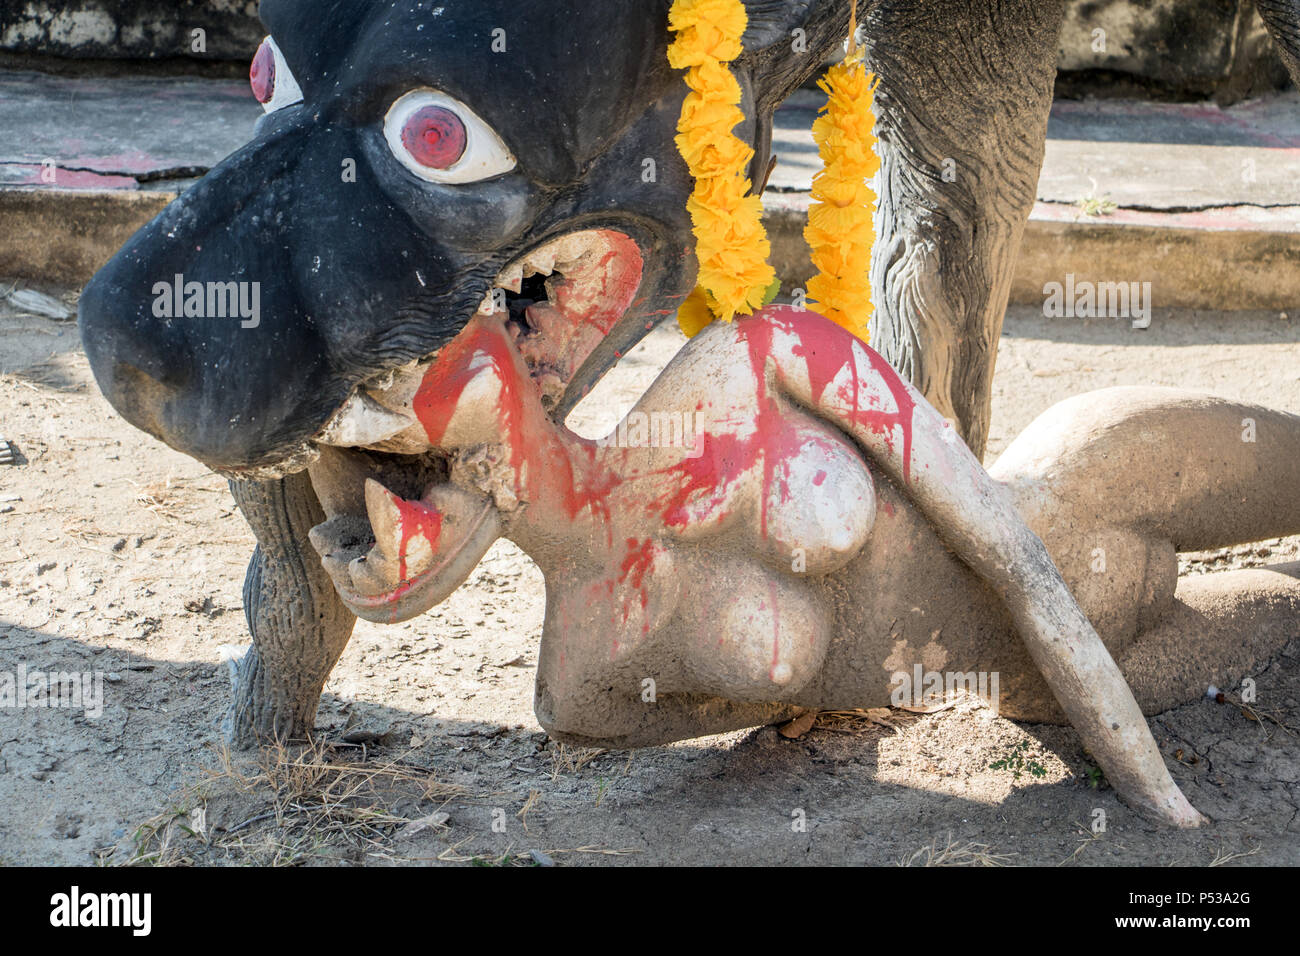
[223,472,357,747]
[865,0,1066,457]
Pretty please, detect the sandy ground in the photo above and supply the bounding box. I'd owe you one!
[1,294,1298,866]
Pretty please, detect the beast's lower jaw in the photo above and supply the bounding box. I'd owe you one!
[309,475,502,624]
[301,227,645,620]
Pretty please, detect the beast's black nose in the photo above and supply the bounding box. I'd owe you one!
[79,268,185,446]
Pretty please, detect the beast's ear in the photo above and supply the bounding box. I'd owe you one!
[738,0,856,106]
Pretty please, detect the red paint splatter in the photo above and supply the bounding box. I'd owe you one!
[619,537,656,591]
[250,40,275,103]
[391,496,444,584]
[771,306,916,484]
[414,319,529,493]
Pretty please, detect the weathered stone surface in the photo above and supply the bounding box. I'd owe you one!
[1,0,1291,99]
[1056,0,1291,100]
[0,70,259,175]
[0,0,262,61]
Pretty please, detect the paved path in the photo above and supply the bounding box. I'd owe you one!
[2,71,1297,309]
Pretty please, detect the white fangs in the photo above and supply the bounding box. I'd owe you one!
[524,247,556,277]
[497,262,524,293]
[364,478,404,560]
[317,391,416,447]
[348,478,436,594]
[491,229,602,294]
[316,230,610,454]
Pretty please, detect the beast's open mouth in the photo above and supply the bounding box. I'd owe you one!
[308,462,503,624]
[305,228,644,620]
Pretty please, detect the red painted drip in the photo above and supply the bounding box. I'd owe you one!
[771,306,917,485]
[736,315,813,538]
[413,319,623,542]
[413,319,529,493]
[617,537,656,636]
[392,496,444,584]
[374,495,445,624]
[858,345,917,485]
[545,233,643,337]
[652,430,750,529]
[644,322,779,534]
[619,537,656,591]
[647,310,865,537]
[563,447,618,547]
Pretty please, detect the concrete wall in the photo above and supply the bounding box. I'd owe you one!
[1056,0,1291,100]
[0,1,262,62]
[0,0,1292,99]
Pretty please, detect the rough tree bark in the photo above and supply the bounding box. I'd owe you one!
[223,472,357,747]
[863,0,1067,459]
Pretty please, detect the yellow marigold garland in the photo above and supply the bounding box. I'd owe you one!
[668,0,777,333]
[669,1,879,342]
[804,36,880,343]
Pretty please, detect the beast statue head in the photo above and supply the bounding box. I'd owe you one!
[79,0,852,478]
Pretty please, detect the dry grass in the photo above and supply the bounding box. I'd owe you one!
[130,477,193,524]
[126,740,466,866]
[547,742,604,780]
[434,839,638,866]
[1209,845,1261,867]
[123,740,642,867]
[1237,702,1298,739]
[1057,822,1111,867]
[517,788,542,832]
[898,834,1015,867]
[814,708,913,735]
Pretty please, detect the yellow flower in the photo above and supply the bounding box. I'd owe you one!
[668,0,747,65]
[676,286,716,338]
[668,0,776,336]
[804,51,880,343]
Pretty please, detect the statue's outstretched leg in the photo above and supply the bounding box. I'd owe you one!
[223,472,357,747]
[992,387,1300,712]
[721,312,1204,826]
[1118,565,1300,713]
[993,388,1300,554]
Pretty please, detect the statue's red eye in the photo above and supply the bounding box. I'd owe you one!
[250,40,276,104]
[384,90,514,183]
[401,106,468,169]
